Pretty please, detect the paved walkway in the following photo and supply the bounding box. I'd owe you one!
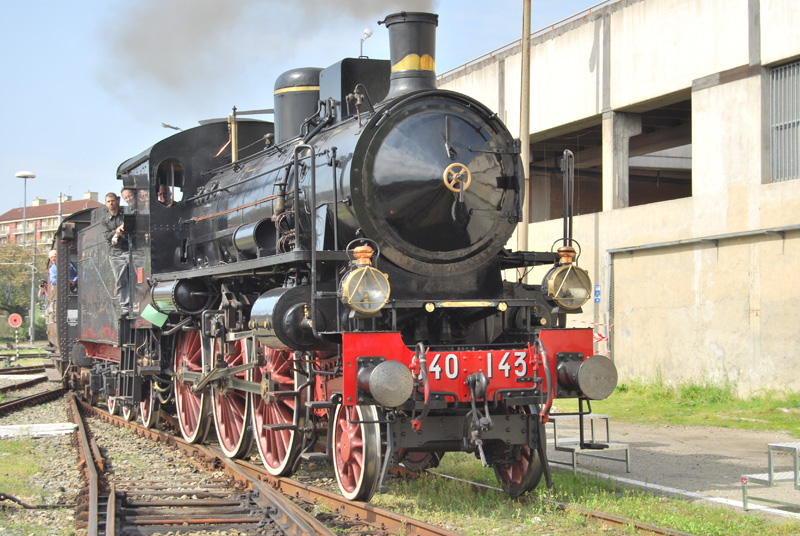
[545,419,800,519]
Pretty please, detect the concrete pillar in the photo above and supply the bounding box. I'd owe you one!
[602,111,642,210]
[530,169,551,222]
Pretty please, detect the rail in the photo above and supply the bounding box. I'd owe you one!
[437,0,620,81]
[69,393,99,536]
[79,397,339,536]
[0,386,63,416]
[0,375,46,394]
[0,364,46,374]
[0,354,51,362]
[80,397,460,536]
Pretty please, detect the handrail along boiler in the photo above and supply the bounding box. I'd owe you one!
[50,11,617,501]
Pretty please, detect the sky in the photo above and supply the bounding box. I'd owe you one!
[0,0,610,215]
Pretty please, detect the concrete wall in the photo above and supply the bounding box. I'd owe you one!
[441,0,800,394]
[761,0,800,66]
[610,0,749,107]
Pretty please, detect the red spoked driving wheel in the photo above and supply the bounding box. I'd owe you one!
[211,338,253,458]
[250,346,305,476]
[173,329,210,444]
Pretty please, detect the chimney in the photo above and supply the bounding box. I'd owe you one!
[32,197,47,207]
[379,12,439,99]
[58,194,72,203]
[84,191,98,202]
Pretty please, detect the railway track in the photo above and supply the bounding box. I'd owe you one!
[4,388,691,535]
[73,395,688,536]
[0,364,48,375]
[71,394,343,535]
[0,374,47,395]
[78,397,461,536]
[0,386,64,416]
[0,351,52,359]
[105,479,271,535]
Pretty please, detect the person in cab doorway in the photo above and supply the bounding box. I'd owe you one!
[157,184,171,205]
[101,192,131,316]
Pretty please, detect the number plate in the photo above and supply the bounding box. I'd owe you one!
[427,350,531,381]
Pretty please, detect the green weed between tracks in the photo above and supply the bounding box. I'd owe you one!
[0,438,43,498]
[0,432,79,535]
[0,438,62,536]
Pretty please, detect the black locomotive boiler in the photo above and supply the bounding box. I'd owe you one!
[50,12,617,501]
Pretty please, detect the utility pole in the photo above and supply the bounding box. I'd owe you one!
[518,1,532,272]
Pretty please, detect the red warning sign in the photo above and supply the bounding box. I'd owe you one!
[8,313,22,328]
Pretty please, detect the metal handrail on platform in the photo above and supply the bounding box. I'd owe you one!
[741,441,800,510]
[547,413,631,473]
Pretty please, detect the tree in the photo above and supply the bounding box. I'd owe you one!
[0,242,48,317]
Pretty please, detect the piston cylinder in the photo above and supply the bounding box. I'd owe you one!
[150,279,212,315]
[250,286,333,351]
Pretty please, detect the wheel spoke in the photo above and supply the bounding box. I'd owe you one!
[251,346,304,476]
[107,396,118,415]
[333,404,381,501]
[212,339,252,458]
[174,330,209,443]
[139,382,160,429]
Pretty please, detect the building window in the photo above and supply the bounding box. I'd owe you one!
[771,60,800,182]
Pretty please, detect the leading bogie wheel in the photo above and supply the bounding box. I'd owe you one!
[121,403,136,421]
[492,406,544,496]
[139,381,161,429]
[107,396,119,415]
[332,403,382,501]
[173,329,211,444]
[399,450,444,472]
[211,338,253,458]
[250,346,305,476]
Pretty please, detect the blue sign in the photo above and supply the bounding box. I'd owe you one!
[594,285,601,303]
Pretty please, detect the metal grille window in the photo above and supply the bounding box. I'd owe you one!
[771,61,800,182]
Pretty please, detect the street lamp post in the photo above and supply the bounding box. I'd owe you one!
[15,171,36,345]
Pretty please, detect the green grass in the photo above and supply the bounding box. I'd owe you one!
[374,451,800,536]
[0,355,50,368]
[591,379,800,435]
[377,379,800,536]
[0,435,78,535]
[0,438,43,498]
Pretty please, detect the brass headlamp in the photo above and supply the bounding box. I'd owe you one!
[543,246,591,310]
[340,245,391,314]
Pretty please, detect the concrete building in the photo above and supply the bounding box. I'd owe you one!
[439,0,800,394]
[0,192,101,251]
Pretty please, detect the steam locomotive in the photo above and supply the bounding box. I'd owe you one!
[50,12,617,501]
